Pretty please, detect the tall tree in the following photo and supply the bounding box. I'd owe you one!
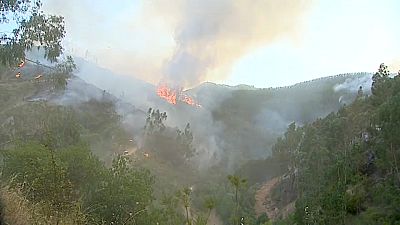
[371,63,391,105]
[228,175,247,225]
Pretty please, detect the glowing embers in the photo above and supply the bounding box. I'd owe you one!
[182,95,196,106]
[15,59,25,78]
[156,84,201,107]
[157,84,178,105]
[18,60,25,68]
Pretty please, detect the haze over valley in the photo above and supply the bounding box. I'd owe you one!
[0,1,400,225]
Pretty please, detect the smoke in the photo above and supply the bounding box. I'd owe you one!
[43,0,314,87]
[255,109,291,134]
[332,73,372,105]
[163,0,313,87]
[158,89,233,168]
[333,73,372,94]
[58,56,232,168]
[388,59,400,73]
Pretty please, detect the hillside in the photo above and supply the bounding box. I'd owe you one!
[63,58,374,168]
[0,58,373,168]
[1,1,398,224]
[253,65,400,224]
[0,58,385,225]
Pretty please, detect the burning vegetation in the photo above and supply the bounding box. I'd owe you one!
[156,84,200,107]
[18,60,25,68]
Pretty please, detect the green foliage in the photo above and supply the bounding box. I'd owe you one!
[344,183,367,215]
[86,155,155,224]
[144,108,167,134]
[48,56,77,91]
[176,123,196,160]
[0,0,65,66]
[3,34,398,225]
[157,194,186,225]
[76,99,121,131]
[371,63,392,105]
[204,196,216,212]
[212,73,364,167]
[1,103,82,149]
[1,143,80,222]
[228,175,249,225]
[256,213,269,224]
[273,64,400,225]
[0,0,42,21]
[143,109,197,165]
[179,187,193,225]
[0,143,157,225]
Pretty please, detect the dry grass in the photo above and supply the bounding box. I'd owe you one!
[0,186,87,225]
[0,186,35,225]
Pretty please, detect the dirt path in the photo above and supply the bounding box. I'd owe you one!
[254,176,281,220]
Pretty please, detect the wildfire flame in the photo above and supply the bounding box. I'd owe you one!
[156,84,201,107]
[18,60,25,68]
[157,84,177,105]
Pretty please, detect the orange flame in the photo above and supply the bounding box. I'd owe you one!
[182,95,195,105]
[18,60,25,68]
[156,84,201,107]
[157,84,177,105]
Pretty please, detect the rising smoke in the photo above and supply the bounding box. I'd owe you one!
[333,73,373,94]
[163,0,313,87]
[43,0,314,87]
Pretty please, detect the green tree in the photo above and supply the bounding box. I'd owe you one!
[144,108,167,134]
[157,194,186,225]
[371,63,391,105]
[86,155,155,224]
[180,187,193,225]
[50,55,77,90]
[176,123,196,161]
[1,143,82,223]
[0,0,65,66]
[228,175,247,225]
[203,197,215,222]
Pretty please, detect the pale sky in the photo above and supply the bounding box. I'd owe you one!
[42,0,400,88]
[227,0,400,87]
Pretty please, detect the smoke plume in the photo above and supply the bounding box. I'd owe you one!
[163,0,313,87]
[43,0,313,87]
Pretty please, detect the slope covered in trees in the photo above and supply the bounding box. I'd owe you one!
[1,2,399,224]
[260,64,400,224]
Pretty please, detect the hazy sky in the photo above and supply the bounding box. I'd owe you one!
[42,0,400,88]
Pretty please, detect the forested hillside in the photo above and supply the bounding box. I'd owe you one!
[257,64,400,225]
[1,1,399,224]
[1,61,398,225]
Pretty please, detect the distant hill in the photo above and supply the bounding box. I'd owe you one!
[67,58,375,168]
[0,55,374,169]
[183,73,373,167]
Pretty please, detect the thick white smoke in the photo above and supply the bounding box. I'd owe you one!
[334,73,373,94]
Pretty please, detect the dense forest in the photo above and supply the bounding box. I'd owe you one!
[269,64,400,225]
[1,1,400,225]
[1,60,400,225]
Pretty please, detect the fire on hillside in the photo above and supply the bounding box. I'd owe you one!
[156,84,201,107]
